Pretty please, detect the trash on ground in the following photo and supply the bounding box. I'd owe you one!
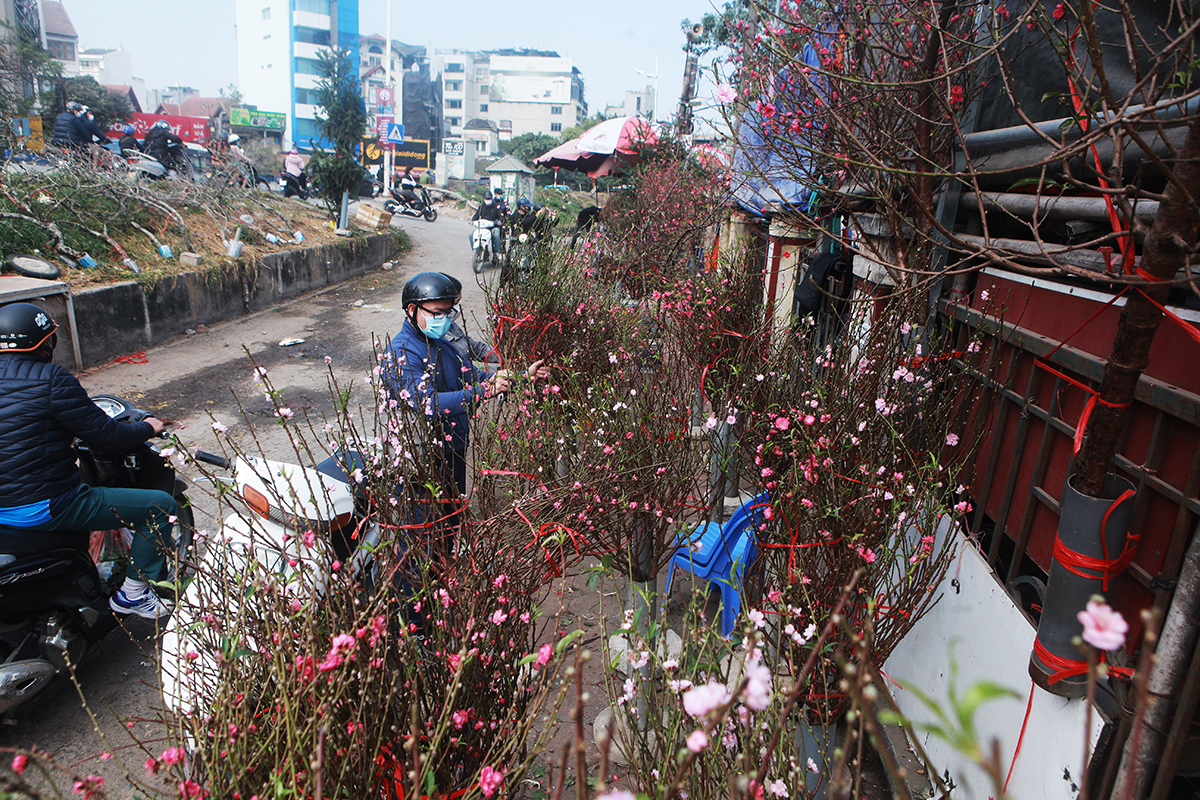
[279,337,306,347]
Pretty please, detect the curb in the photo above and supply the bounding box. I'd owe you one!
[54,234,400,369]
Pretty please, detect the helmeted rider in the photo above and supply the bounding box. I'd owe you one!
[397,166,420,208]
[471,192,505,256]
[0,304,176,619]
[144,120,184,174]
[78,107,109,146]
[118,124,142,153]
[50,101,88,150]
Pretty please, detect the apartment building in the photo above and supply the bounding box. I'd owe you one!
[235,0,359,150]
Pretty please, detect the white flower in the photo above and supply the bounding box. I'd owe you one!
[741,659,773,711]
[807,757,820,773]
[686,730,708,753]
[629,650,649,670]
[766,779,789,798]
[211,421,228,433]
[704,415,719,430]
[747,608,766,629]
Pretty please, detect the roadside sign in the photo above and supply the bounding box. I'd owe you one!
[377,87,394,110]
[376,114,394,142]
[386,123,405,145]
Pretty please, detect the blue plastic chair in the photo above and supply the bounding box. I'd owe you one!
[665,492,769,638]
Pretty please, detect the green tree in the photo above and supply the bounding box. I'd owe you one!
[1,27,61,152]
[39,74,132,134]
[307,47,368,218]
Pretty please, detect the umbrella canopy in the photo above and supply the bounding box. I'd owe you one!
[534,116,657,178]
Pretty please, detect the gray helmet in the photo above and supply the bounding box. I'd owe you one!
[153,120,170,130]
[66,101,83,112]
[402,272,457,309]
[0,303,57,354]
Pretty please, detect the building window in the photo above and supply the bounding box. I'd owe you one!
[479,103,488,112]
[295,118,321,141]
[550,122,562,132]
[296,88,310,104]
[294,27,330,46]
[476,141,487,152]
[261,6,270,19]
[446,99,462,109]
[445,62,464,73]
[447,117,462,127]
[47,39,74,62]
[445,80,462,92]
[295,57,321,75]
[550,106,562,115]
[479,84,489,97]
[294,0,330,13]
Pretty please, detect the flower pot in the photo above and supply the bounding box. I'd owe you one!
[1029,473,1136,697]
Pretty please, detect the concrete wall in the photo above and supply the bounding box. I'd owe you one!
[61,233,398,369]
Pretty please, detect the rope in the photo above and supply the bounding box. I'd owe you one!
[1051,489,1137,591]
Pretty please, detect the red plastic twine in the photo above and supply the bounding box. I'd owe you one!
[1052,489,1137,591]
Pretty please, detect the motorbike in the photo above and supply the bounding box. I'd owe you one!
[0,395,193,716]
[383,184,438,222]
[282,170,309,200]
[470,219,500,274]
[161,448,379,714]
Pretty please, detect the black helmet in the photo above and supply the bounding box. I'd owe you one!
[402,272,457,309]
[443,273,463,296]
[0,303,57,354]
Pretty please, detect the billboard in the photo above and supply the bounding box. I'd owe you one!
[106,113,210,144]
[361,138,430,170]
[230,107,287,130]
[488,71,571,104]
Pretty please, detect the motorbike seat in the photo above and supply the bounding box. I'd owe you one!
[0,528,89,559]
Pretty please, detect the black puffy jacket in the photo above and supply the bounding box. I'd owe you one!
[0,355,153,509]
[144,127,183,169]
[50,112,85,148]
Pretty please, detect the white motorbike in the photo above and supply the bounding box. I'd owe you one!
[470,219,499,274]
[160,449,379,714]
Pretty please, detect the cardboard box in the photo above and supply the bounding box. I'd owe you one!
[353,205,394,231]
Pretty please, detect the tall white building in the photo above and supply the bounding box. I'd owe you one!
[431,49,586,146]
[235,0,359,151]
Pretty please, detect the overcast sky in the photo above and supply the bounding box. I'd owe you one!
[61,0,721,117]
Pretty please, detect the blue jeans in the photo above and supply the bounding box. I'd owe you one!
[29,485,177,581]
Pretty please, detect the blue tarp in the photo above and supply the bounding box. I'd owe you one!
[730,30,839,218]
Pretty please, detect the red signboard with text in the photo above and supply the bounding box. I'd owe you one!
[106,113,211,144]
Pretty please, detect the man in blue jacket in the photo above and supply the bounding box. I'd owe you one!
[385,273,546,546]
[0,303,175,619]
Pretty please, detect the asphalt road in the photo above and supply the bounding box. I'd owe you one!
[0,209,495,796]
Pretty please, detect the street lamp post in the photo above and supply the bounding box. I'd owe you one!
[634,55,659,123]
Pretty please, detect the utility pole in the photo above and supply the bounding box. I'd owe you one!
[675,25,702,141]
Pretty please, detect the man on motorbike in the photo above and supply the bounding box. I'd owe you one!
[50,101,89,151]
[397,166,421,208]
[118,124,142,153]
[0,304,176,619]
[145,120,184,176]
[471,192,505,257]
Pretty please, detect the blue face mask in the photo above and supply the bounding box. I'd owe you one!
[422,313,452,340]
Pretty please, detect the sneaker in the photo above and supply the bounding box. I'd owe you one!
[110,585,172,620]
